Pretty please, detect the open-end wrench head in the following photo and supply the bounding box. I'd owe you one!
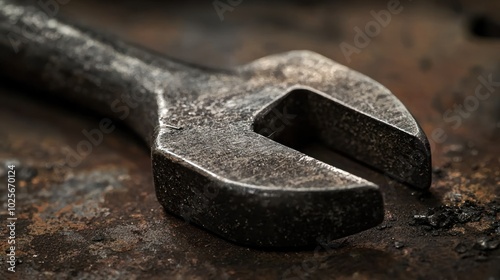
[152,51,431,247]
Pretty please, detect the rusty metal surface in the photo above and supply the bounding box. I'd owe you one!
[0,0,499,279]
[0,0,434,248]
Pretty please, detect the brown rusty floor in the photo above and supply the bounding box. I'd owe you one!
[0,0,499,279]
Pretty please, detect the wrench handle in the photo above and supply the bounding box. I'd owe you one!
[0,0,207,143]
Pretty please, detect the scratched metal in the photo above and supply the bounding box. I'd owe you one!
[0,0,499,279]
[0,0,432,247]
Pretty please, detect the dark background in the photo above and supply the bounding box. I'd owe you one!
[0,0,499,279]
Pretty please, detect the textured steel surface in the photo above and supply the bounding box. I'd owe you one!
[0,0,431,248]
[0,0,498,279]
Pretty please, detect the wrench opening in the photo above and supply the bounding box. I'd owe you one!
[253,88,432,189]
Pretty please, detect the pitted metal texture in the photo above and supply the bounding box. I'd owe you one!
[0,0,431,247]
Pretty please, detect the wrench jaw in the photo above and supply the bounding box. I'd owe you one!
[245,51,433,189]
[253,87,432,190]
[151,126,384,247]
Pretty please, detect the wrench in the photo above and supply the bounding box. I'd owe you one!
[0,1,431,247]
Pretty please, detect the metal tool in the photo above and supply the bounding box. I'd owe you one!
[0,1,431,247]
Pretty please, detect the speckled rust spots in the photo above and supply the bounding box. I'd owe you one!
[441,160,500,204]
[27,198,93,236]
